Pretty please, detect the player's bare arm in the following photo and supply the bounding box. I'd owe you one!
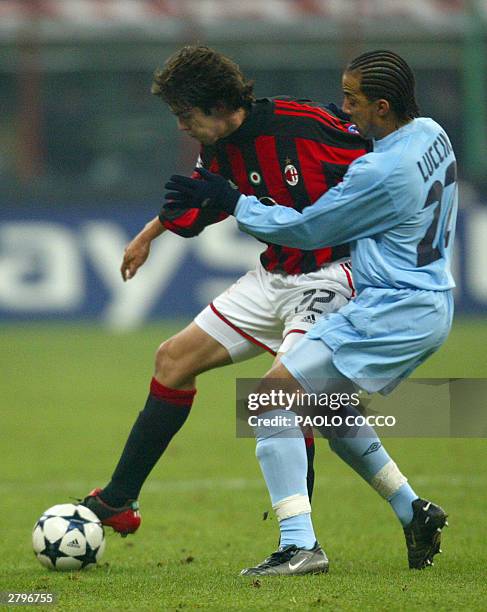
[121,216,166,281]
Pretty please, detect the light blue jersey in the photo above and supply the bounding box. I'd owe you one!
[234,118,458,393]
[235,118,457,294]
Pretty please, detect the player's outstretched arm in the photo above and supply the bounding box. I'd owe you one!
[164,164,403,249]
[121,216,166,281]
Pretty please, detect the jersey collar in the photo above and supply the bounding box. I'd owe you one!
[373,119,418,152]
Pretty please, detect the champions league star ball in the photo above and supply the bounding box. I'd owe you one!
[32,504,105,570]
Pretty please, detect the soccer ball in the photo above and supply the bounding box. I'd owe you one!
[32,503,105,570]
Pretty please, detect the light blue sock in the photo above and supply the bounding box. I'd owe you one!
[255,409,316,550]
[388,483,418,526]
[329,435,418,527]
[279,514,315,549]
[329,436,391,482]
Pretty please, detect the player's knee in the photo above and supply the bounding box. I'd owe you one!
[154,337,193,383]
[255,436,286,463]
[255,437,274,462]
[154,339,174,378]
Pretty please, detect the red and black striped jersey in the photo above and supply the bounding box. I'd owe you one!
[160,97,368,274]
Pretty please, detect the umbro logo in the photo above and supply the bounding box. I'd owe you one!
[362,441,382,456]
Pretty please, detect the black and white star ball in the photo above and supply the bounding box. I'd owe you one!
[32,503,105,571]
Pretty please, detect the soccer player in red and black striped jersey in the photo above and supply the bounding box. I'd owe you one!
[162,96,364,276]
[82,45,367,538]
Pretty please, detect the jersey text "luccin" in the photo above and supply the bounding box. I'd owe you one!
[417,132,452,183]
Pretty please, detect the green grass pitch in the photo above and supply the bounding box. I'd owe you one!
[1,318,486,610]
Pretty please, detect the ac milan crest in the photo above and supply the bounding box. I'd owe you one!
[284,163,299,186]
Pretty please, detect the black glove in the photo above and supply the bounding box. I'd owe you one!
[164,167,242,215]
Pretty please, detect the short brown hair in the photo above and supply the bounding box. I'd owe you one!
[151,45,255,114]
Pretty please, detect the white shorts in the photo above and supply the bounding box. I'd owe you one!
[194,260,354,362]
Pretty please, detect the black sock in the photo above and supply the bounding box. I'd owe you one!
[305,436,315,502]
[101,378,195,506]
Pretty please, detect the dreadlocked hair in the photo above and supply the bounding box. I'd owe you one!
[151,45,255,114]
[347,50,419,120]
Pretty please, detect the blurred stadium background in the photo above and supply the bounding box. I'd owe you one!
[1,0,486,328]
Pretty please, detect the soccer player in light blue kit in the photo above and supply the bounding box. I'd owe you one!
[165,50,456,575]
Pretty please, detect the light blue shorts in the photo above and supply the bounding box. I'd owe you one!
[281,288,454,395]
